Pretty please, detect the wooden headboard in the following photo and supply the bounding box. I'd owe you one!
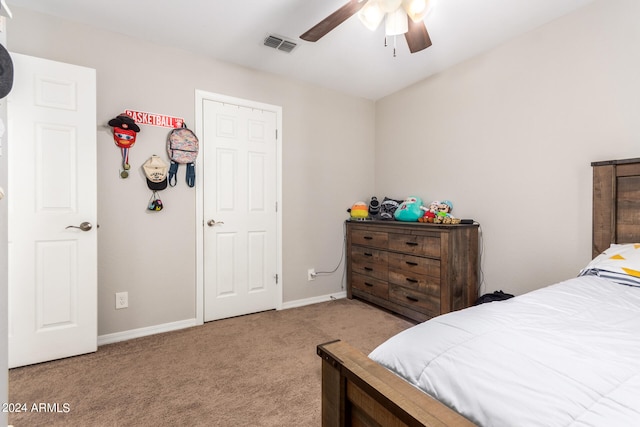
[592,158,640,257]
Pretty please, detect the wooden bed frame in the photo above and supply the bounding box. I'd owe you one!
[317,157,640,427]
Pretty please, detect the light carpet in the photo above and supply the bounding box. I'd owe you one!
[9,298,414,426]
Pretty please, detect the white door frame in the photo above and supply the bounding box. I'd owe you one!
[194,90,283,325]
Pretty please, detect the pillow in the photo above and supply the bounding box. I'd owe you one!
[579,243,640,287]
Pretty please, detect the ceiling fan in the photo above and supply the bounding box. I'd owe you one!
[300,0,433,55]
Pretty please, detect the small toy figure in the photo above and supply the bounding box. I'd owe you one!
[438,200,453,215]
[433,200,454,223]
[368,196,380,217]
[419,200,439,222]
[108,113,141,178]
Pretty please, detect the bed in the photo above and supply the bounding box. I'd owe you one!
[317,158,640,426]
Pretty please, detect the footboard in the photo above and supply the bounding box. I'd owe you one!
[317,340,475,427]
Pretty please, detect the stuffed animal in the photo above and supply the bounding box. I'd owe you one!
[379,197,402,220]
[438,200,453,215]
[419,200,439,223]
[420,200,462,224]
[348,201,369,219]
[432,200,462,224]
[394,196,424,222]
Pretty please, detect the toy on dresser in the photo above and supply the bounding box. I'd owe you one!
[348,196,463,224]
[394,196,425,222]
[418,200,439,222]
[348,201,370,220]
[419,199,461,224]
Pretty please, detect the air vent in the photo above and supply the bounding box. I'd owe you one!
[263,35,298,54]
[278,40,297,53]
[264,35,283,49]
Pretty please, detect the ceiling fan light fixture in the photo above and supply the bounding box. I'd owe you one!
[402,0,432,23]
[300,0,432,56]
[358,0,385,31]
[380,0,403,13]
[385,7,408,36]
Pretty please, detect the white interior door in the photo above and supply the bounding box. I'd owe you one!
[8,53,97,368]
[203,99,278,322]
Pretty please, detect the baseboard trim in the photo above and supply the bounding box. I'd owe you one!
[281,291,347,310]
[97,293,347,346]
[97,318,198,346]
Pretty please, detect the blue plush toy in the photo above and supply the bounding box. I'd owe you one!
[394,196,424,222]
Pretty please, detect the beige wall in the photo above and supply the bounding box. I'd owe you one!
[6,0,637,338]
[7,7,375,336]
[374,0,639,295]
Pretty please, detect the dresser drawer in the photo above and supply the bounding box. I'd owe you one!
[389,284,440,316]
[388,252,440,278]
[351,229,388,249]
[351,246,388,280]
[351,273,389,300]
[388,233,440,257]
[388,269,440,295]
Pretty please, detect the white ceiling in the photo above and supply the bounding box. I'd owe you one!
[8,0,595,100]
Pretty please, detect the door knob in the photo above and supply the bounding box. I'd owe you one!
[66,221,93,232]
[207,219,224,227]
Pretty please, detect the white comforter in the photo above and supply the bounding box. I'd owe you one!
[368,276,640,427]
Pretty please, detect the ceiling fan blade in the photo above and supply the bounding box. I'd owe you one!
[404,17,432,53]
[300,0,367,42]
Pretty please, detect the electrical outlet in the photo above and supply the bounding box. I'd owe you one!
[307,268,316,281]
[115,292,128,309]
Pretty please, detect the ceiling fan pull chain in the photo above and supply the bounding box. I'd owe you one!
[393,35,397,57]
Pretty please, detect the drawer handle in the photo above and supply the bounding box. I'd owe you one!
[405,241,419,246]
[364,267,373,271]
[406,278,418,283]
[363,236,373,240]
[405,261,418,266]
[364,282,374,287]
[364,252,373,257]
[406,295,419,302]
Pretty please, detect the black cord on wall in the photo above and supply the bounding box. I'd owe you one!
[314,221,347,286]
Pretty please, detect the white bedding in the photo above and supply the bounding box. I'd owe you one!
[368,276,640,427]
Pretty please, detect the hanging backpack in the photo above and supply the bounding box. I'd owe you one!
[167,123,199,187]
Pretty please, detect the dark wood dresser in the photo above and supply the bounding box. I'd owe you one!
[346,220,480,322]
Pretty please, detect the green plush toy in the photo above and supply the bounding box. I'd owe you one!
[394,196,424,222]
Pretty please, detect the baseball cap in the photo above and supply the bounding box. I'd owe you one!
[143,155,168,190]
